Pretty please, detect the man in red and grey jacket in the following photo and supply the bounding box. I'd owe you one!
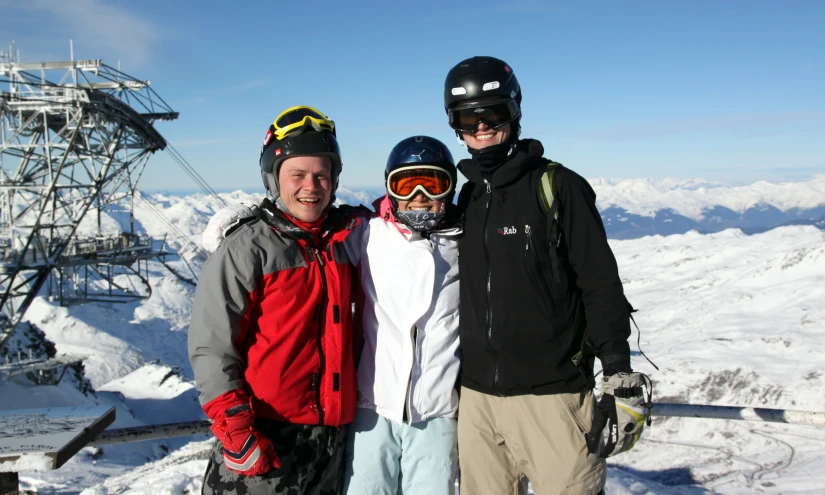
[188,106,363,494]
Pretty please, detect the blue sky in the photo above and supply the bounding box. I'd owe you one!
[2,0,823,192]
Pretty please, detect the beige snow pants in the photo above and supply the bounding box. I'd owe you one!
[457,387,606,495]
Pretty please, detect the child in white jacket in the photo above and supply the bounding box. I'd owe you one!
[343,136,461,495]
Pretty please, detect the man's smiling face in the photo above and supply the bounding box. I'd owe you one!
[461,121,512,150]
[277,155,333,222]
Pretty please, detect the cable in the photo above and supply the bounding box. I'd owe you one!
[134,193,208,284]
[164,144,226,209]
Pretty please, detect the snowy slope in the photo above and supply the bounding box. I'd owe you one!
[1,181,824,493]
[605,226,825,493]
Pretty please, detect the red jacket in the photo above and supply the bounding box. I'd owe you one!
[189,201,363,426]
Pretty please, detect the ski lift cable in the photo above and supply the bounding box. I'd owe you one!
[164,143,226,208]
[165,152,215,201]
[165,146,219,199]
[143,207,207,263]
[134,193,208,262]
[135,195,205,283]
[164,149,221,204]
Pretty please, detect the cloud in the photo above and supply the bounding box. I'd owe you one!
[581,111,825,141]
[3,0,160,67]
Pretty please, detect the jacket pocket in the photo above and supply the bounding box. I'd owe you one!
[555,389,594,435]
[524,224,559,310]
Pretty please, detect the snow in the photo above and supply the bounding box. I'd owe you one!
[591,175,825,220]
[600,225,825,493]
[1,181,824,493]
[0,453,53,473]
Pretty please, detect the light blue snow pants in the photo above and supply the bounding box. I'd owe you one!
[343,407,458,495]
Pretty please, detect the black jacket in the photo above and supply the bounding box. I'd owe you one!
[457,139,631,396]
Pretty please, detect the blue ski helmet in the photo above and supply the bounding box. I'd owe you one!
[385,136,457,202]
[384,136,457,232]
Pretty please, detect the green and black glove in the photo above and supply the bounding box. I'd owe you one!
[587,371,652,458]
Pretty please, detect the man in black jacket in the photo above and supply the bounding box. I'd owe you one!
[445,56,650,495]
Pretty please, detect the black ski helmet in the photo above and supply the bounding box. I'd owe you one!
[444,56,522,112]
[444,56,522,141]
[385,136,457,203]
[258,114,342,208]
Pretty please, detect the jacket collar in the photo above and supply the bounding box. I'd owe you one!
[259,198,353,241]
[372,194,463,238]
[458,139,546,189]
[374,195,412,235]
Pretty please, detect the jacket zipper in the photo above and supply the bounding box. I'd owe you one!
[525,224,533,250]
[405,324,419,424]
[315,246,327,426]
[482,179,498,391]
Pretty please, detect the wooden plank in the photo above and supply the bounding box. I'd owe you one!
[0,406,115,472]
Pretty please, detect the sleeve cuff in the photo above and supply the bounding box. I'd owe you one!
[202,389,250,422]
[600,357,632,376]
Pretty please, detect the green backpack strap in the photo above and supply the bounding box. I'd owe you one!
[538,160,562,220]
[538,160,591,376]
[538,160,563,245]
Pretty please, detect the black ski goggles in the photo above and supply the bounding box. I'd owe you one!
[448,100,520,133]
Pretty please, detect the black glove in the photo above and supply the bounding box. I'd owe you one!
[587,372,652,458]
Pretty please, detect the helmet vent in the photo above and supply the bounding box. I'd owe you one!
[482,81,500,91]
[451,87,467,95]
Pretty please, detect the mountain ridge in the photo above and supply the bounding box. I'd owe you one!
[163,176,825,240]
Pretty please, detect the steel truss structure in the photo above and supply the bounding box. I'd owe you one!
[0,44,179,349]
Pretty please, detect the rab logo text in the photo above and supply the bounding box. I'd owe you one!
[497,226,517,235]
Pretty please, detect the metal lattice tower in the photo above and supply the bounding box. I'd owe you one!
[0,43,179,349]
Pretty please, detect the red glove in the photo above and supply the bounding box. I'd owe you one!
[205,391,281,476]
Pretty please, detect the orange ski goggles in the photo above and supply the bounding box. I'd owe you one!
[387,166,454,201]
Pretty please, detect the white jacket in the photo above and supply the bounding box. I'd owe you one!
[347,199,461,425]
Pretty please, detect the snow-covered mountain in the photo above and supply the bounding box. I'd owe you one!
[134,175,825,241]
[342,176,825,239]
[591,175,825,239]
[1,177,825,493]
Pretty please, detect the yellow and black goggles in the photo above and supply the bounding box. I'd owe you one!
[272,106,336,141]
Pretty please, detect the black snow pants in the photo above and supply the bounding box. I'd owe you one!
[202,419,347,495]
